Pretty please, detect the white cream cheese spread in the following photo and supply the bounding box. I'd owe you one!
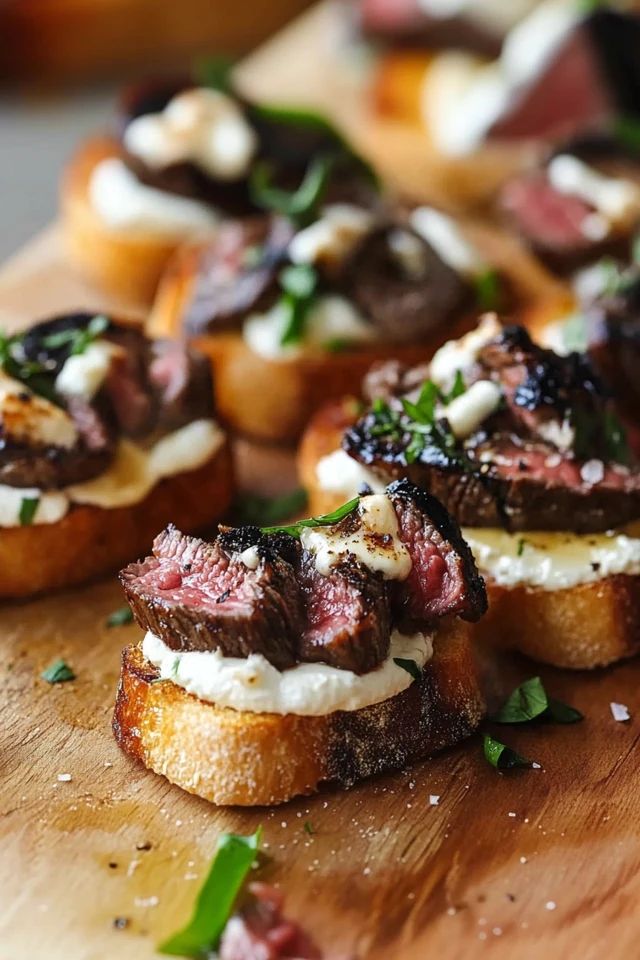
[123,88,257,181]
[315,449,386,497]
[142,628,433,716]
[0,371,78,449]
[1,419,223,528]
[547,155,640,237]
[288,204,374,268]
[301,493,412,579]
[410,206,487,276]
[89,157,219,237]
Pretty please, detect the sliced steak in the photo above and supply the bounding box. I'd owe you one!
[297,550,391,674]
[344,325,640,533]
[120,525,303,670]
[181,216,294,335]
[337,224,471,343]
[219,882,322,960]
[387,479,486,622]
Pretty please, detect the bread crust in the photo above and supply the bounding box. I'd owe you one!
[0,440,234,599]
[113,619,484,806]
[149,246,478,445]
[298,400,640,669]
[60,136,194,307]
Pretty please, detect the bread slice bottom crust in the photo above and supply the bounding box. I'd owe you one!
[0,440,234,599]
[113,619,484,807]
[60,136,188,307]
[298,400,640,670]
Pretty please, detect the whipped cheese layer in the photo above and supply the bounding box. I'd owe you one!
[89,157,219,237]
[0,419,223,528]
[314,450,640,591]
[142,628,433,716]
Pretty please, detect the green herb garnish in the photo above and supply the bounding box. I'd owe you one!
[250,154,335,227]
[613,115,640,153]
[235,488,308,526]
[192,55,235,94]
[19,496,39,526]
[483,734,533,771]
[41,658,75,684]
[490,676,583,725]
[516,538,526,557]
[277,263,319,347]
[42,314,109,356]
[303,821,315,835]
[159,829,261,957]
[603,409,630,464]
[106,606,134,628]
[323,337,351,353]
[262,496,360,537]
[473,268,502,311]
[0,333,56,401]
[393,658,422,681]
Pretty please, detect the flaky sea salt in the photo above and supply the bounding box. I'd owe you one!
[610,702,631,722]
[429,795,440,806]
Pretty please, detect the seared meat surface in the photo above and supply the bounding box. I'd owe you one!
[120,482,486,673]
[0,312,214,489]
[344,324,640,533]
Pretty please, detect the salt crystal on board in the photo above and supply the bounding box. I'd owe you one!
[429,795,440,806]
[610,702,631,722]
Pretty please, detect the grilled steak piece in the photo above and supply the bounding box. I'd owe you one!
[181,216,294,335]
[298,550,391,674]
[344,325,640,533]
[387,479,486,623]
[0,313,214,489]
[120,525,304,670]
[336,225,471,344]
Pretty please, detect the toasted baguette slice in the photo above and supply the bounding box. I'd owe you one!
[149,246,477,445]
[298,400,640,670]
[60,136,204,307]
[113,619,484,806]
[0,440,233,599]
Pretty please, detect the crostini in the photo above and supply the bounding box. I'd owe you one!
[61,76,377,306]
[0,311,233,597]
[299,315,640,669]
[113,480,487,805]
[364,2,640,208]
[149,198,517,444]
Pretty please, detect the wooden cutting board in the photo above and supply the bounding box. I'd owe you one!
[2,6,640,960]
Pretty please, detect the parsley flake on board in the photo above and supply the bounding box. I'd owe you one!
[483,734,533,771]
[262,496,360,538]
[159,829,261,957]
[393,658,422,681]
[19,497,39,526]
[303,821,315,835]
[41,658,76,684]
[235,488,308,526]
[490,677,583,725]
[105,606,134,628]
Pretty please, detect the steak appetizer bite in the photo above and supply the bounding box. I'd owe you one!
[363,1,640,208]
[500,140,640,273]
[0,312,233,597]
[149,199,509,443]
[300,314,640,669]
[61,74,377,305]
[113,481,486,805]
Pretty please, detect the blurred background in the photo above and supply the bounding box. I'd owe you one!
[0,0,312,259]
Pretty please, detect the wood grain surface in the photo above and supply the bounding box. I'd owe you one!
[2,7,640,959]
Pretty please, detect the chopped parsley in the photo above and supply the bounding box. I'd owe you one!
[235,488,308,526]
[159,829,261,957]
[277,263,319,347]
[393,658,422,681]
[369,376,472,468]
[105,606,134,628]
[19,497,39,526]
[473,268,502,311]
[516,538,526,557]
[192,54,235,94]
[41,314,109,356]
[303,820,315,835]
[490,676,583,725]
[262,496,359,538]
[41,658,75,684]
[483,734,533,771]
[250,153,335,227]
